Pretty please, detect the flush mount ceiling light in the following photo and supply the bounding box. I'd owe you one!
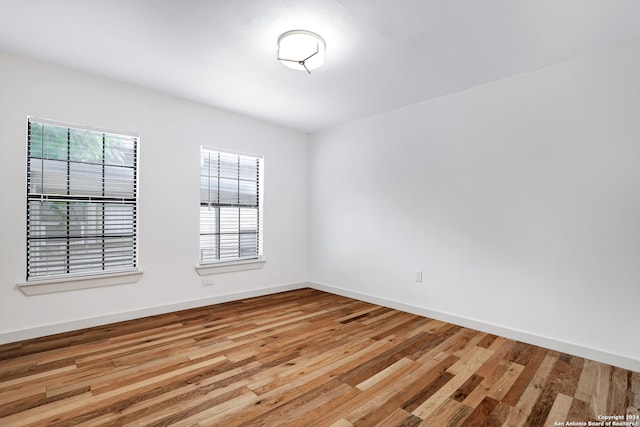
[277,30,325,74]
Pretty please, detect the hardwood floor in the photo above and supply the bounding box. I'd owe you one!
[0,288,638,426]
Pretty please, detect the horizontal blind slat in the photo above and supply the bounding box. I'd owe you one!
[199,147,262,264]
[27,118,138,280]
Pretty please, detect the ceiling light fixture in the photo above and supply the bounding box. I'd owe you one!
[277,30,325,74]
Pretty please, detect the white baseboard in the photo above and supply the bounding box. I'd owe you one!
[0,282,308,345]
[309,281,640,373]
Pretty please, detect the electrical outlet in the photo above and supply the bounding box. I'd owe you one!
[415,270,423,283]
[202,278,215,286]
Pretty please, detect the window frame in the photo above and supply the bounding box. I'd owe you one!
[19,117,141,294]
[198,146,264,271]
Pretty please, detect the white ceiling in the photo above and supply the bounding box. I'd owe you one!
[1,0,640,133]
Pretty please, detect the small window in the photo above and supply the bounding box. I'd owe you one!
[26,118,138,280]
[200,147,263,264]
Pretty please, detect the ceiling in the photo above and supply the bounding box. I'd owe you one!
[1,0,640,134]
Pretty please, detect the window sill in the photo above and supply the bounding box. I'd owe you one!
[195,258,266,276]
[17,270,144,296]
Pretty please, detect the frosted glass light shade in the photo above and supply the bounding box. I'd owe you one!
[277,30,325,73]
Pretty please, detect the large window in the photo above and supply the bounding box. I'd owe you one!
[200,147,263,264]
[26,118,138,280]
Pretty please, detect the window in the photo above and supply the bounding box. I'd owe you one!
[200,147,263,264]
[26,118,138,280]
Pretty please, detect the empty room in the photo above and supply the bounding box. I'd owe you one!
[0,1,639,426]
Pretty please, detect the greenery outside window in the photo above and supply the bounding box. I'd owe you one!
[26,118,138,281]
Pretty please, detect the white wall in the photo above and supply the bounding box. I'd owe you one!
[0,53,309,342]
[309,41,640,370]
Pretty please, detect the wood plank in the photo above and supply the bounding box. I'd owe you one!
[566,398,592,423]
[487,362,525,401]
[330,418,353,427]
[630,371,640,408]
[500,346,546,406]
[575,358,599,402]
[501,353,558,427]
[426,398,474,426]
[544,392,573,426]
[446,345,495,376]
[609,366,629,415]
[525,381,561,426]
[452,373,484,403]
[356,357,416,391]
[460,396,499,427]
[463,359,511,408]
[477,334,499,349]
[561,354,585,396]
[484,401,512,427]
[371,408,414,426]
[589,361,612,419]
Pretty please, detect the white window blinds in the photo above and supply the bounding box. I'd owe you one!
[200,147,263,263]
[26,118,138,280]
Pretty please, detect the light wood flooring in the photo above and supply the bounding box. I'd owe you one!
[0,288,638,426]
